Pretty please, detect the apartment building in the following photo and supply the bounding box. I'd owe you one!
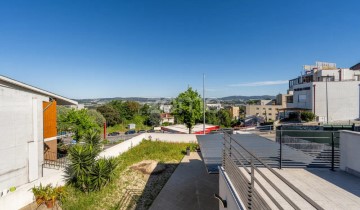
[226,106,240,120]
[286,62,360,122]
[245,100,283,122]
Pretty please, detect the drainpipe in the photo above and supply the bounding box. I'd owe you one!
[313,84,316,116]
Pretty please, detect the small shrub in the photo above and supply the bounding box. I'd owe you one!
[301,111,316,122]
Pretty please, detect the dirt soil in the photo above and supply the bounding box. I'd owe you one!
[98,160,178,210]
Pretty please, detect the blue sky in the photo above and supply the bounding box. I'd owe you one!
[1,0,359,99]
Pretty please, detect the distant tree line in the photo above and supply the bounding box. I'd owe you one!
[96,100,161,127]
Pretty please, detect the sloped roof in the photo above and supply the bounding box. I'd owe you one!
[350,63,360,70]
[0,75,78,105]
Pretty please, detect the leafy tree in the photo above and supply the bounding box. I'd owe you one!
[140,104,151,117]
[124,101,140,118]
[97,104,121,126]
[301,111,316,122]
[145,112,161,126]
[205,111,220,125]
[218,109,232,127]
[246,100,260,105]
[87,109,106,127]
[108,100,140,120]
[57,106,72,132]
[172,87,203,134]
[58,109,99,141]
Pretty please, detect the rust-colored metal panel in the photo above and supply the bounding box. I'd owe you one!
[43,100,57,139]
[44,140,57,161]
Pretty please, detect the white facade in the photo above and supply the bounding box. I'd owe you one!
[340,131,360,177]
[0,86,47,192]
[159,104,172,113]
[0,75,77,195]
[287,64,360,122]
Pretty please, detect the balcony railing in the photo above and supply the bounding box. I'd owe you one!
[222,132,325,210]
[43,151,68,169]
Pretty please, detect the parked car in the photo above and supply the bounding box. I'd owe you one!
[137,130,146,134]
[125,130,136,135]
[147,129,155,133]
[108,132,120,136]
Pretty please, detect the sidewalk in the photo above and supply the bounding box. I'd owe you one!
[149,152,219,210]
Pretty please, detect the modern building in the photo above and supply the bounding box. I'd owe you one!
[160,113,175,125]
[245,100,283,122]
[0,75,77,192]
[225,106,240,120]
[285,62,360,122]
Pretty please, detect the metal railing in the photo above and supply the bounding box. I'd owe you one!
[223,132,324,210]
[43,151,68,169]
[276,129,340,170]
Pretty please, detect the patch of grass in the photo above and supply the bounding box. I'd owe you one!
[61,140,196,210]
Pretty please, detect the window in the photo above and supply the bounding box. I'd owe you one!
[256,107,259,110]
[268,113,272,116]
[268,108,272,110]
[298,94,306,102]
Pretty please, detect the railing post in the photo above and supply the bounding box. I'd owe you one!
[222,135,225,167]
[279,126,283,169]
[247,156,254,209]
[229,135,232,158]
[331,132,335,171]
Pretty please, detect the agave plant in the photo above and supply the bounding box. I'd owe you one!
[65,138,119,192]
[83,129,101,147]
[65,144,99,192]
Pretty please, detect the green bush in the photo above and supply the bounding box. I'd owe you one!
[65,131,118,193]
[301,111,316,122]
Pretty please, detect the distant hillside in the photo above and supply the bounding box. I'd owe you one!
[219,95,275,101]
[75,95,276,105]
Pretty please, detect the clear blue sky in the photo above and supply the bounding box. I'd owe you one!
[1,0,359,99]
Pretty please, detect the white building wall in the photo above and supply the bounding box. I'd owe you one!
[289,81,360,122]
[0,85,48,191]
[314,81,360,122]
[288,83,313,110]
[340,131,360,177]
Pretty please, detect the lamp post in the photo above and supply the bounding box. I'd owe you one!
[203,73,206,134]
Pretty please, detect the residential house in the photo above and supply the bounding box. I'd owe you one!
[160,113,174,125]
[0,75,77,192]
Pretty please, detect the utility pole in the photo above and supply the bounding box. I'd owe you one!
[203,74,206,134]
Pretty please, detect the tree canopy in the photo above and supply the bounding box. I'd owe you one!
[172,87,203,133]
[57,108,100,141]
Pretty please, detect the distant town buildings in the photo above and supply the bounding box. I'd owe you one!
[245,100,283,122]
[206,103,222,111]
[226,106,240,120]
[160,104,172,113]
[285,61,360,122]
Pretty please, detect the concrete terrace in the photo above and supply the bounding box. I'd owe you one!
[248,168,360,209]
[150,152,219,210]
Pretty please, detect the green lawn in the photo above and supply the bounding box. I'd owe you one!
[62,140,197,210]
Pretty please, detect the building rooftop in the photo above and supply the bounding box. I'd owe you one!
[0,75,78,105]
